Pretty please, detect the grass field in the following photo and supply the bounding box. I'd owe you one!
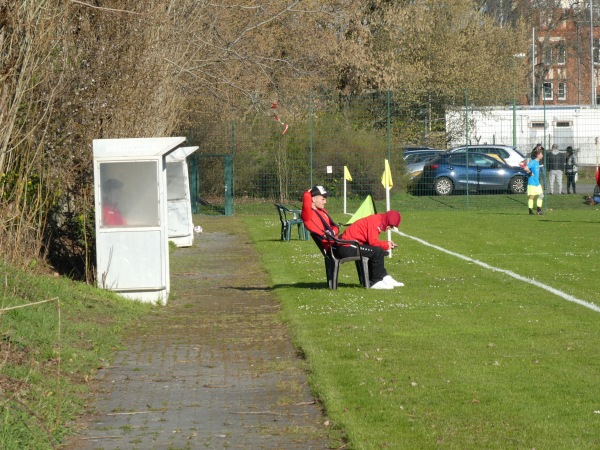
[0,265,154,448]
[245,192,600,448]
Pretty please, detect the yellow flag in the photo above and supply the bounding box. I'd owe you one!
[381,159,393,189]
[346,195,376,225]
[344,166,352,181]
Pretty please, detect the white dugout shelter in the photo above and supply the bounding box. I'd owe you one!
[93,137,187,304]
[167,146,199,247]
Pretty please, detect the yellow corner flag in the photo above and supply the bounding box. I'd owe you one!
[344,166,352,181]
[346,195,376,225]
[381,159,393,189]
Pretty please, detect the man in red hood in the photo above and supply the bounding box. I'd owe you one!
[338,210,403,289]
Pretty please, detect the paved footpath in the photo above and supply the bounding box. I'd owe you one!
[64,216,330,450]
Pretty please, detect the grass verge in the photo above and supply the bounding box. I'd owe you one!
[0,264,154,449]
[245,194,600,448]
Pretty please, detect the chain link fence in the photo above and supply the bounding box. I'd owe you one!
[184,90,599,213]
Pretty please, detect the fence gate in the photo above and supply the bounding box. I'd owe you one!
[189,154,233,216]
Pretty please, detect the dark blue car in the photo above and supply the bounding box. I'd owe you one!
[415,152,528,196]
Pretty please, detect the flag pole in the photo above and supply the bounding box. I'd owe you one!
[382,159,393,258]
[344,177,347,214]
[343,166,352,215]
[386,186,392,257]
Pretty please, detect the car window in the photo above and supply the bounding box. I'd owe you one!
[448,154,467,166]
[471,154,496,167]
[416,153,436,162]
[405,151,440,163]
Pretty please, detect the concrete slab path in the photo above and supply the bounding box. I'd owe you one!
[64,216,330,449]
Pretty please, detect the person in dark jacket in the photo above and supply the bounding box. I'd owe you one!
[565,146,578,194]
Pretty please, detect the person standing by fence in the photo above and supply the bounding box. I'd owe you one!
[565,146,578,194]
[546,144,565,194]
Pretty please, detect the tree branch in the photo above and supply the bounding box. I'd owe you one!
[70,0,146,16]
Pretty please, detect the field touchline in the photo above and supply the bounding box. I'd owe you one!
[395,231,600,313]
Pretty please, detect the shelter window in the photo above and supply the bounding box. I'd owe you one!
[99,161,159,228]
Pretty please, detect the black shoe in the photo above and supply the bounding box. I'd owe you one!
[536,209,544,215]
[529,209,534,215]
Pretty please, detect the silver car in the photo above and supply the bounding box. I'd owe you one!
[403,149,445,179]
[448,145,526,167]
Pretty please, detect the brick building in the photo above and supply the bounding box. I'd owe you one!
[528,2,600,106]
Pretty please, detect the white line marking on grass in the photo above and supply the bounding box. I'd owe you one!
[396,231,600,313]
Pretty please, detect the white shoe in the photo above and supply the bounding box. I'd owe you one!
[383,275,404,287]
[370,280,394,290]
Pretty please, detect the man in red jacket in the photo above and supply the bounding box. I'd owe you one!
[339,210,403,289]
[301,185,339,252]
[302,185,403,290]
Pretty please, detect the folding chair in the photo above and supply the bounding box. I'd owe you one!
[275,204,308,241]
[309,232,370,289]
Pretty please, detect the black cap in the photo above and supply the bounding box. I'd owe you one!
[310,185,329,197]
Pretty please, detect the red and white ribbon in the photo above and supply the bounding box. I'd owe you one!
[271,102,289,134]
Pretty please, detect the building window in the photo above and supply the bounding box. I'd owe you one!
[543,46,553,65]
[595,38,600,65]
[555,120,572,127]
[558,82,566,100]
[529,121,546,129]
[543,82,553,100]
[557,42,566,65]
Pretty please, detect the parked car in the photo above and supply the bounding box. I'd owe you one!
[403,149,445,179]
[402,146,437,152]
[448,145,526,167]
[415,152,528,196]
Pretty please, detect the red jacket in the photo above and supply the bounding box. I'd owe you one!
[102,205,126,226]
[301,191,339,250]
[341,213,391,251]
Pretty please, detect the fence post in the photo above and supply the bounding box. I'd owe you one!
[224,154,232,216]
[231,118,235,214]
[387,90,391,163]
[465,89,470,209]
[310,92,313,187]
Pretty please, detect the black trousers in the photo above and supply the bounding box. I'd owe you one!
[334,244,388,283]
[566,173,576,193]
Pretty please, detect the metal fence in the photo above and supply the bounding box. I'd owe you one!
[184,90,599,213]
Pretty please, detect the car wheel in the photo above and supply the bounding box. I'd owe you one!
[509,175,526,194]
[434,177,453,196]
